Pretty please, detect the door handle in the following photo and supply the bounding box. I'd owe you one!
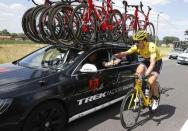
[39,80,47,87]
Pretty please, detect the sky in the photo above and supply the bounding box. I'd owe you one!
[0,0,188,40]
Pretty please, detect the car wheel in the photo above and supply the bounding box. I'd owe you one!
[22,101,67,131]
[169,56,171,59]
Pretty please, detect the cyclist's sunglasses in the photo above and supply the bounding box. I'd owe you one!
[133,40,140,45]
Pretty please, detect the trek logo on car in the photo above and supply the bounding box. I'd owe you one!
[77,92,106,106]
[77,84,131,106]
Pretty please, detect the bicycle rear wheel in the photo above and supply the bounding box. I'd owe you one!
[144,22,155,42]
[108,9,123,42]
[22,7,42,43]
[120,89,142,129]
[30,5,50,43]
[69,4,97,45]
[48,4,74,45]
[122,14,136,46]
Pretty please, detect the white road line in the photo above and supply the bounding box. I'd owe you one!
[180,119,188,131]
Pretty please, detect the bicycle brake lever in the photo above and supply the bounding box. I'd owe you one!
[140,1,144,13]
[148,6,152,11]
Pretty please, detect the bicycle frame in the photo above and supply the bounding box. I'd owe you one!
[82,0,115,31]
[122,1,152,32]
[128,78,152,110]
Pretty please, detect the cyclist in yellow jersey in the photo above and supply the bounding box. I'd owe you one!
[103,30,162,110]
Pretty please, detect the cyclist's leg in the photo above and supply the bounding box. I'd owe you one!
[148,72,159,97]
[148,59,162,110]
[148,59,162,97]
[148,73,159,110]
[136,63,147,76]
[136,59,150,76]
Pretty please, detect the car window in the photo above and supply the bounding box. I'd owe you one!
[109,48,138,66]
[75,49,109,73]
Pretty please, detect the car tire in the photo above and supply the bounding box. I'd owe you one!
[169,56,171,59]
[22,101,67,131]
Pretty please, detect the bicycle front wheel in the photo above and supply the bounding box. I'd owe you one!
[144,22,155,42]
[120,89,142,129]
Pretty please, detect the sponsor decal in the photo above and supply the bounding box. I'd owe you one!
[0,68,9,73]
[77,92,106,106]
[77,83,133,105]
[88,78,100,92]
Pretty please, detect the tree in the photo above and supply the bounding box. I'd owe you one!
[163,36,180,44]
[11,33,18,38]
[1,29,10,35]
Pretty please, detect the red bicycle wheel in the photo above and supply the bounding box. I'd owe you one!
[122,14,136,45]
[108,9,123,42]
[144,22,155,42]
[69,4,97,46]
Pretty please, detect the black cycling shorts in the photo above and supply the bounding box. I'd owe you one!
[141,59,163,74]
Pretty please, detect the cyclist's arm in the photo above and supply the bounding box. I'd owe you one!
[115,45,137,58]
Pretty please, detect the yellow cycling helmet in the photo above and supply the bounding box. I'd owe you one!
[132,30,148,41]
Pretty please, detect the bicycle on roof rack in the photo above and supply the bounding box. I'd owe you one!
[22,0,79,45]
[69,0,123,46]
[121,1,155,45]
[22,0,155,49]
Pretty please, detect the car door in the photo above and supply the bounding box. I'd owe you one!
[71,48,111,115]
[103,47,139,100]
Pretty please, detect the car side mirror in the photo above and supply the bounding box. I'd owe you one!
[80,63,98,73]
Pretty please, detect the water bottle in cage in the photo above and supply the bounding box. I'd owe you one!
[145,87,150,98]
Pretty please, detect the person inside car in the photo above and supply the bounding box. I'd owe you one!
[84,51,110,70]
[103,30,163,110]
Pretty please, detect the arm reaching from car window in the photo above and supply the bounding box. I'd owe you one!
[102,45,137,67]
[102,58,121,67]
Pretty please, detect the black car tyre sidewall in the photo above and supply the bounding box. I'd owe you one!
[22,101,67,131]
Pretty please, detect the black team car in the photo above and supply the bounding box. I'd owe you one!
[0,44,139,131]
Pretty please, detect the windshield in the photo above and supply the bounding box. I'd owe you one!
[17,46,83,70]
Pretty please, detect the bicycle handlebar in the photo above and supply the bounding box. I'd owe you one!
[123,74,151,80]
[122,0,139,8]
[31,0,78,6]
[122,1,152,17]
[140,1,144,13]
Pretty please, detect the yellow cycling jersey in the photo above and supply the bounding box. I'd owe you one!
[127,42,162,61]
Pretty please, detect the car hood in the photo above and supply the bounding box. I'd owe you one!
[178,53,188,58]
[0,63,56,95]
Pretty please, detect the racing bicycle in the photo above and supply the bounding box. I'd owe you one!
[121,1,155,45]
[69,0,122,45]
[120,74,160,129]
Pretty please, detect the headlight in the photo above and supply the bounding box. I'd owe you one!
[178,57,182,60]
[0,98,13,115]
